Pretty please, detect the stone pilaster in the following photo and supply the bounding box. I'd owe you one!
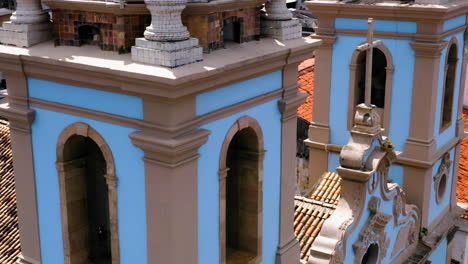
[404,41,447,228]
[132,0,203,67]
[261,0,301,41]
[129,128,210,264]
[0,0,51,47]
[0,73,42,264]
[275,64,304,264]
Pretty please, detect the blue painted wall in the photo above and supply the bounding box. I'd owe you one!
[28,78,144,119]
[427,238,448,263]
[198,99,282,264]
[434,32,465,149]
[335,18,417,34]
[443,15,467,32]
[31,107,147,264]
[328,153,341,172]
[196,71,282,116]
[328,33,415,151]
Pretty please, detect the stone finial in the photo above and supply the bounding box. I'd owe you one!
[261,0,302,40]
[132,0,203,67]
[143,0,190,42]
[0,0,51,47]
[264,0,293,21]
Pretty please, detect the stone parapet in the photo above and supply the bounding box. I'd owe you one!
[131,37,202,67]
[261,18,302,41]
[0,21,51,48]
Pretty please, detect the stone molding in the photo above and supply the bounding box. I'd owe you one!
[0,105,35,133]
[129,128,210,167]
[0,39,320,99]
[306,1,468,23]
[143,0,190,42]
[278,91,307,122]
[30,89,282,136]
[43,0,149,15]
[55,122,120,264]
[410,41,449,58]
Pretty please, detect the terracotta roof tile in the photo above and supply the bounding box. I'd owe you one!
[294,171,341,262]
[297,58,315,123]
[457,109,468,204]
[0,120,21,264]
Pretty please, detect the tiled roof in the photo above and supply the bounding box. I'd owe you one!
[0,120,20,263]
[297,58,315,123]
[294,171,341,262]
[457,109,468,204]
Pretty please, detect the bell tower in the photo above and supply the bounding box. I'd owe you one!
[306,0,467,262]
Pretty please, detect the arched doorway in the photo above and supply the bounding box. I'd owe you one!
[361,243,379,264]
[56,123,119,264]
[219,116,264,264]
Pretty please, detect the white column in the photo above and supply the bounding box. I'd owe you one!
[132,0,203,67]
[10,0,49,25]
[261,0,301,41]
[0,0,51,47]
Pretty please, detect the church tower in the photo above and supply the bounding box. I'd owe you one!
[305,0,467,263]
[0,0,320,264]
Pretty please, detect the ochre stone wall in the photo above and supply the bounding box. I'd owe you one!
[182,7,261,52]
[52,10,150,53]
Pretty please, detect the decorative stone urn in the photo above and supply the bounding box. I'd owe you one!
[132,0,203,67]
[261,0,302,41]
[0,0,52,47]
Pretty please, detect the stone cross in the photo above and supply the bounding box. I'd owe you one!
[356,18,382,106]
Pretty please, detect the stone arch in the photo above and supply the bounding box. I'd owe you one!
[56,122,119,264]
[348,42,394,134]
[440,37,459,131]
[219,116,265,264]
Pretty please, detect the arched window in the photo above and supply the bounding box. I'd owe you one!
[349,45,394,133]
[56,123,119,264]
[440,41,458,131]
[219,117,264,264]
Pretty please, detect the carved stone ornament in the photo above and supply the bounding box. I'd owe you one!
[434,152,452,204]
[353,103,381,135]
[330,242,345,264]
[353,211,392,264]
[368,196,381,214]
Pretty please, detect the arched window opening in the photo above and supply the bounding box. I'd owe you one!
[440,43,458,131]
[225,127,261,263]
[61,135,112,264]
[78,25,101,46]
[356,48,387,109]
[361,243,379,264]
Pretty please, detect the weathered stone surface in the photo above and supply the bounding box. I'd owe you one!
[131,37,203,67]
[261,18,302,41]
[0,22,52,47]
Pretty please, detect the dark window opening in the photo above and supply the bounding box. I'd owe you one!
[441,44,458,131]
[226,127,260,263]
[361,243,379,264]
[223,17,243,44]
[63,135,112,264]
[356,48,387,108]
[78,25,102,46]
